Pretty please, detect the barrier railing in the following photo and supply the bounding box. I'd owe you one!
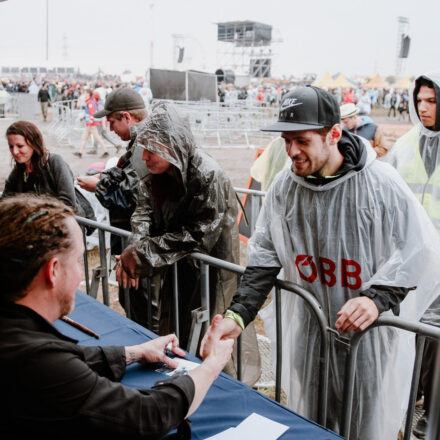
[5,92,40,119]
[340,317,440,440]
[43,97,277,148]
[45,99,81,144]
[75,215,331,425]
[75,215,440,439]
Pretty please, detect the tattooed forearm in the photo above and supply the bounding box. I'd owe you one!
[125,347,139,365]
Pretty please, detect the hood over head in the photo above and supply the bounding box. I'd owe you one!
[410,71,440,136]
[133,102,196,187]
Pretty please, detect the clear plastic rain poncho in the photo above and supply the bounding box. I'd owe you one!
[126,102,261,385]
[385,71,440,326]
[254,138,440,439]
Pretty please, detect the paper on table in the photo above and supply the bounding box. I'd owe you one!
[204,427,238,440]
[155,358,199,377]
[204,412,288,440]
[234,413,289,439]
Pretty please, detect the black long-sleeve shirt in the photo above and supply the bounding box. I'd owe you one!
[0,301,194,439]
[229,267,411,327]
[38,88,51,102]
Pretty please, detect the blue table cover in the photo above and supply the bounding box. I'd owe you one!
[54,291,343,440]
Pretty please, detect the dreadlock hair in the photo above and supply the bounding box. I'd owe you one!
[0,194,74,301]
[6,120,48,176]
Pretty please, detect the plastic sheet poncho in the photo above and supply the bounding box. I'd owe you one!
[250,136,289,191]
[254,139,440,439]
[126,102,261,385]
[385,71,440,326]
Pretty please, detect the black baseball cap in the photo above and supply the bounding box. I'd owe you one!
[94,87,146,118]
[261,86,340,132]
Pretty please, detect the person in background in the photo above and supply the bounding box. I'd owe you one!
[37,83,51,122]
[2,120,76,209]
[92,92,123,155]
[0,84,9,118]
[343,88,356,104]
[138,81,153,111]
[74,90,109,159]
[385,72,440,439]
[77,88,151,328]
[340,103,388,157]
[388,91,398,118]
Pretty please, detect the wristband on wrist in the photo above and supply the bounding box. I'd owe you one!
[224,310,245,330]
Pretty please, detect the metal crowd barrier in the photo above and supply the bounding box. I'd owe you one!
[75,215,440,439]
[45,99,81,144]
[160,99,277,148]
[42,97,277,148]
[5,92,40,119]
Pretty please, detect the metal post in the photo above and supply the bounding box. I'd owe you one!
[403,336,426,440]
[250,194,259,234]
[236,272,242,382]
[340,332,362,438]
[81,224,90,295]
[172,262,179,339]
[317,326,330,426]
[275,286,282,402]
[237,335,242,382]
[146,277,153,330]
[120,236,131,319]
[98,229,109,306]
[200,262,210,334]
[428,347,440,439]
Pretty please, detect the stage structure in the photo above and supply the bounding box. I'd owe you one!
[395,16,410,80]
[215,20,282,81]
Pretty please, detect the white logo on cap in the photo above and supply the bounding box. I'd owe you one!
[280,98,303,112]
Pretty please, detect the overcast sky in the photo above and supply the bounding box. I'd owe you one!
[0,0,439,80]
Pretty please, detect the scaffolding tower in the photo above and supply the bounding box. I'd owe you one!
[216,20,281,79]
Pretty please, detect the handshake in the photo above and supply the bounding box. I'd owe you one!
[199,314,243,360]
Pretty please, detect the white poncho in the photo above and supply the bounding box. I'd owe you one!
[253,140,440,439]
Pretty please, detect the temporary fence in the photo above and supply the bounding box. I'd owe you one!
[157,99,277,148]
[4,92,40,119]
[34,96,277,148]
[75,214,440,439]
[43,99,122,149]
[45,99,81,145]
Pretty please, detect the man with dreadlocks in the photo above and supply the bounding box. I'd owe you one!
[0,194,233,439]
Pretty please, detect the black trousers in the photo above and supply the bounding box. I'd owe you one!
[118,277,159,333]
[417,335,440,415]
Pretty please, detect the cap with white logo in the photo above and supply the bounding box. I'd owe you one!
[261,86,341,132]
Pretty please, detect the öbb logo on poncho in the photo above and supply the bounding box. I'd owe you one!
[295,255,362,290]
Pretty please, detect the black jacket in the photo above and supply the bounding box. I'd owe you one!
[3,153,76,208]
[95,140,140,254]
[0,300,194,439]
[38,88,51,102]
[123,103,240,348]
